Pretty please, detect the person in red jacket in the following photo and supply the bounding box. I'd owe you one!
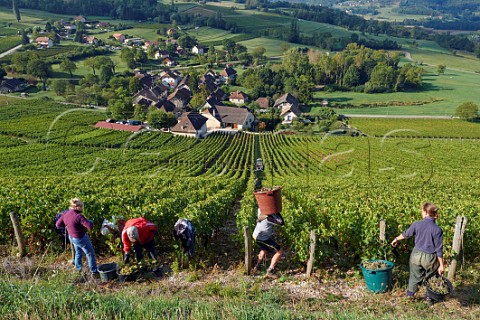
[121,217,158,263]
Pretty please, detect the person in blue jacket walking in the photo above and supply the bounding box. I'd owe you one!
[391,202,444,302]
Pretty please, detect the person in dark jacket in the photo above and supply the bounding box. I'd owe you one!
[53,210,69,248]
[391,202,444,301]
[55,198,98,276]
[173,219,195,257]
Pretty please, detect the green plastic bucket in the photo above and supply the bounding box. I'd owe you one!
[98,262,118,282]
[360,260,394,293]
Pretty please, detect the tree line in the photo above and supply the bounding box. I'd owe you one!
[2,0,173,21]
[238,43,424,105]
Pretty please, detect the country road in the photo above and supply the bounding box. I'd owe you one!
[0,44,22,58]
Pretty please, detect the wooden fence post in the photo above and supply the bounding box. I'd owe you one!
[448,216,467,281]
[9,211,27,257]
[306,230,316,277]
[379,219,386,242]
[244,226,252,275]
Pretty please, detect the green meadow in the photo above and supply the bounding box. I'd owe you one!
[323,66,480,116]
[185,27,239,44]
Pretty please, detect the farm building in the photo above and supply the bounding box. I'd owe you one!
[0,78,26,93]
[171,111,208,138]
[202,105,254,131]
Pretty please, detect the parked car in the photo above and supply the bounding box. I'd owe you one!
[127,120,142,126]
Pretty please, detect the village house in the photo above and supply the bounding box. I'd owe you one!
[35,37,54,48]
[171,111,208,139]
[228,91,249,105]
[163,57,176,67]
[209,88,226,102]
[175,46,185,56]
[96,22,110,29]
[112,33,126,42]
[219,65,237,84]
[62,23,76,33]
[274,93,301,124]
[75,16,87,23]
[84,36,98,45]
[0,78,26,93]
[132,85,168,109]
[142,41,158,51]
[202,105,255,131]
[202,96,225,111]
[167,28,178,37]
[124,38,143,46]
[198,70,218,93]
[167,84,192,111]
[154,50,170,60]
[255,97,270,113]
[134,71,155,89]
[155,100,180,118]
[274,93,300,110]
[192,45,204,55]
[159,69,181,88]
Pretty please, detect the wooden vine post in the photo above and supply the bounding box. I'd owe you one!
[244,226,252,275]
[447,216,467,281]
[379,219,387,260]
[306,230,316,277]
[379,219,386,242]
[9,211,27,257]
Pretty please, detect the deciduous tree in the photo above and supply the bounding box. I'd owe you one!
[59,58,77,77]
[456,102,479,121]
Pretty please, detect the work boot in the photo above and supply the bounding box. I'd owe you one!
[91,271,100,281]
[265,268,278,279]
[251,266,261,276]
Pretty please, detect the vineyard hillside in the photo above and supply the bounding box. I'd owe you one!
[1,99,479,319]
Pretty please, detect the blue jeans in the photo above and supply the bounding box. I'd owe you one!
[69,234,97,273]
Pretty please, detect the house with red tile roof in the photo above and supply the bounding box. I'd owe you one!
[229,91,249,105]
[35,37,54,48]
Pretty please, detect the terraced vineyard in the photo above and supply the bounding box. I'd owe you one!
[1,100,479,270]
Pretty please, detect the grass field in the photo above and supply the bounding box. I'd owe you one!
[92,27,160,42]
[360,6,431,22]
[297,19,353,38]
[0,26,20,36]
[185,27,239,44]
[323,65,480,116]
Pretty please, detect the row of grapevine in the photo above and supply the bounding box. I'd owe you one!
[256,134,480,266]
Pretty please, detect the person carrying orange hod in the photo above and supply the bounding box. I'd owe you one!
[121,217,158,263]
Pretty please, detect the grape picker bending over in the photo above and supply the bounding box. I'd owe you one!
[391,202,444,302]
[122,217,158,263]
[252,209,285,279]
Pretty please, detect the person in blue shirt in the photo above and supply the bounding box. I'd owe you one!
[391,202,444,300]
